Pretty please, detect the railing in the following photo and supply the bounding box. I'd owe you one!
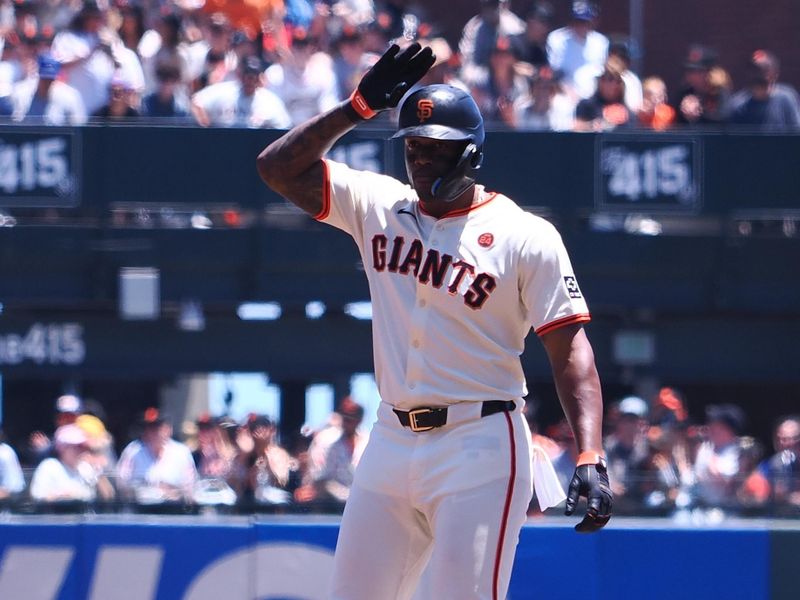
[4,471,798,520]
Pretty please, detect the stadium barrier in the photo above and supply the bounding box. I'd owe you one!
[0,516,792,600]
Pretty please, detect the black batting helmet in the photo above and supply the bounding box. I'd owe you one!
[392,84,485,202]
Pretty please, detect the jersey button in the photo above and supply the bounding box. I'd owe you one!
[409,383,416,390]
[412,339,420,348]
[418,299,426,307]
[436,225,443,231]
[431,239,439,245]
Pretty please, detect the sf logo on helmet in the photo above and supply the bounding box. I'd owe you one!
[417,99,434,122]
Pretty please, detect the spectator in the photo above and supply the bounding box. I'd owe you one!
[694,403,747,512]
[574,56,632,131]
[49,0,116,114]
[115,3,146,55]
[116,408,197,505]
[294,410,344,504]
[730,49,800,129]
[138,11,185,94]
[641,421,695,514]
[512,65,574,131]
[238,414,294,506]
[191,54,291,128]
[192,414,237,481]
[285,0,316,31]
[516,1,553,68]
[607,37,641,111]
[29,424,101,504]
[0,428,25,502]
[101,6,146,105]
[471,35,528,127]
[140,56,190,121]
[414,37,465,89]
[361,13,392,55]
[265,27,339,125]
[28,393,84,466]
[650,387,689,429]
[191,414,238,506]
[332,24,368,100]
[11,52,87,124]
[459,0,525,88]
[316,0,375,35]
[546,0,608,100]
[201,0,284,42]
[673,44,731,127]
[92,73,140,120]
[75,413,116,502]
[311,397,367,507]
[604,396,651,513]
[637,76,675,131]
[191,13,238,93]
[742,415,800,513]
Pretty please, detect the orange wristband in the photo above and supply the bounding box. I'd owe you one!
[576,451,605,466]
[350,90,377,119]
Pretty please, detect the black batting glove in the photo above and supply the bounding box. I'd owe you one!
[565,457,613,533]
[349,42,435,119]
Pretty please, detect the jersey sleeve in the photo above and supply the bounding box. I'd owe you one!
[317,158,408,245]
[519,220,591,336]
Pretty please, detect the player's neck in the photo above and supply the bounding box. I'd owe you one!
[420,184,482,219]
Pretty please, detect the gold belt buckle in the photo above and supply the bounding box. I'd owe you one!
[408,408,435,432]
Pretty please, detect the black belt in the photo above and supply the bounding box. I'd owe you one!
[393,400,516,432]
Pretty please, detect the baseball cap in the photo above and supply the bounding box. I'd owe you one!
[80,0,103,16]
[337,397,364,420]
[706,404,746,435]
[37,54,61,80]
[291,26,313,47]
[140,407,166,427]
[617,396,648,418]
[684,44,717,70]
[528,2,554,23]
[54,424,89,447]
[56,394,83,414]
[196,413,218,429]
[247,413,273,430]
[571,1,599,21]
[76,414,107,438]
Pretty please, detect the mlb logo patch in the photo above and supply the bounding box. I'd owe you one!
[564,276,582,299]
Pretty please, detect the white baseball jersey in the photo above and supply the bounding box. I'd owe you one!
[319,159,590,411]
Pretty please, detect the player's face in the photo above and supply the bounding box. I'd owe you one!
[404,136,467,202]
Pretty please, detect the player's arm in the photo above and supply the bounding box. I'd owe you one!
[256,105,357,216]
[541,323,612,533]
[541,323,603,452]
[256,42,435,216]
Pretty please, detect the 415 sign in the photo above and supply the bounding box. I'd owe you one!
[596,136,702,212]
[0,323,85,366]
[0,130,80,207]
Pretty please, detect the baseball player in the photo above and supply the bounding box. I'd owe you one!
[257,42,612,600]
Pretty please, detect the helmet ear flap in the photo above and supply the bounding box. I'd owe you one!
[467,143,484,169]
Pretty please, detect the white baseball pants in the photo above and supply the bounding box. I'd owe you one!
[329,403,533,600]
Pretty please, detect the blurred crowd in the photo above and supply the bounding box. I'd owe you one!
[526,388,800,521]
[0,393,370,514]
[1,387,798,520]
[1,0,798,130]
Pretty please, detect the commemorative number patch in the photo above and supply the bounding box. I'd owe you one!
[564,276,583,299]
